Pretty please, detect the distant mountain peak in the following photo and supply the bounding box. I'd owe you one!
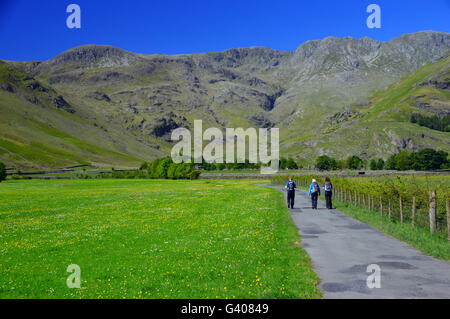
[43,44,142,68]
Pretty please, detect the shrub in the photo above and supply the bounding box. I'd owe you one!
[145,158,200,180]
[345,155,363,169]
[315,155,337,170]
[0,162,6,182]
[157,158,173,178]
[286,158,299,169]
[139,162,148,170]
[386,149,448,171]
[370,158,385,170]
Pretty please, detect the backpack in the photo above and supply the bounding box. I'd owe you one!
[324,181,332,192]
[311,182,319,193]
[287,181,295,191]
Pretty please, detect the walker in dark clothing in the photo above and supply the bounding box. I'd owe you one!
[308,180,321,210]
[325,191,333,209]
[287,190,295,209]
[323,180,333,209]
[285,180,297,209]
[311,192,319,209]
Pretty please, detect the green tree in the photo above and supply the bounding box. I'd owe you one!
[385,154,396,170]
[386,151,412,170]
[139,162,148,170]
[279,157,288,169]
[315,155,337,170]
[345,156,363,169]
[156,157,173,178]
[167,163,178,179]
[148,158,161,177]
[0,162,6,182]
[410,148,448,171]
[369,159,377,170]
[396,150,412,171]
[286,158,298,169]
[376,158,385,170]
[233,162,245,170]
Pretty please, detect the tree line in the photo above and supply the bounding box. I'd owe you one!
[411,113,450,132]
[385,148,449,171]
[172,157,302,171]
[315,155,365,170]
[140,158,201,179]
[315,148,449,171]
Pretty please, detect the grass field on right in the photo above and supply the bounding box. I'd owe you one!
[330,199,450,260]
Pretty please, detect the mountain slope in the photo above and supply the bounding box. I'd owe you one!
[0,61,164,169]
[0,31,449,169]
[292,55,450,163]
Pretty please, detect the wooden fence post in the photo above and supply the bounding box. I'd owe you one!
[388,199,391,220]
[446,198,449,241]
[349,191,352,205]
[399,196,403,224]
[354,190,357,206]
[429,190,437,235]
[368,194,371,210]
[379,197,383,216]
[412,197,416,228]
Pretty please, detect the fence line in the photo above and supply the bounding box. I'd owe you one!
[272,175,449,240]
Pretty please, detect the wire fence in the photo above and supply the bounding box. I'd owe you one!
[271,174,450,240]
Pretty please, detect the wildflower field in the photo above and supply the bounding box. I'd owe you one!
[0,179,321,298]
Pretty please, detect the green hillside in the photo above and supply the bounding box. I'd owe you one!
[0,62,158,170]
[289,56,450,163]
[0,32,449,169]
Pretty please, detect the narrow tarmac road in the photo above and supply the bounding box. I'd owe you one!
[266,185,450,299]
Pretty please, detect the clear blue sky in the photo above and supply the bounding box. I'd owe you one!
[0,0,449,61]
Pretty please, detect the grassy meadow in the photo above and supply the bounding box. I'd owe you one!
[0,179,321,299]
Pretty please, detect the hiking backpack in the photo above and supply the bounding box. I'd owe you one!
[288,181,295,191]
[324,181,332,192]
[312,182,319,193]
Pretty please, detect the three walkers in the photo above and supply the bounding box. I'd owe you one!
[285,177,333,211]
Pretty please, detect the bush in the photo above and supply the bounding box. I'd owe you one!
[376,158,385,170]
[386,149,448,171]
[139,162,148,170]
[370,159,377,170]
[345,155,363,169]
[157,158,173,178]
[411,113,450,132]
[315,155,338,170]
[370,158,385,170]
[0,162,6,182]
[145,158,200,180]
[148,158,162,178]
[286,158,299,169]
